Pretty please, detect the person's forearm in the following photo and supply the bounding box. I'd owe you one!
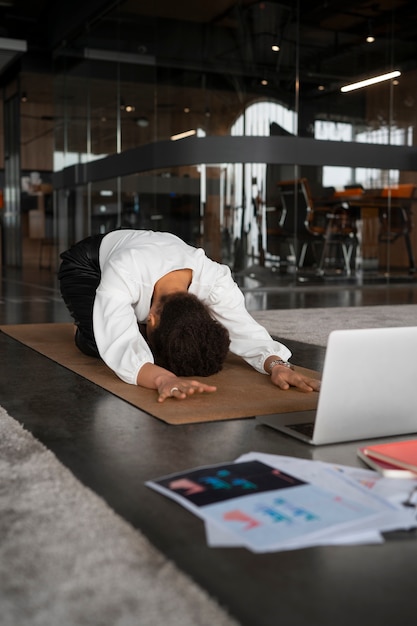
[136,362,177,389]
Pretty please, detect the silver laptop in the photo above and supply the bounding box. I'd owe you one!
[256,326,417,445]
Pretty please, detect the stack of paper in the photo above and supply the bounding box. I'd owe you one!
[146,452,417,552]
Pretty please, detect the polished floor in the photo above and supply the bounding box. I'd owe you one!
[2,261,417,327]
[2,259,417,626]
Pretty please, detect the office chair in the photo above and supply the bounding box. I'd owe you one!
[378,185,416,274]
[316,207,358,276]
[270,178,327,269]
[314,186,359,276]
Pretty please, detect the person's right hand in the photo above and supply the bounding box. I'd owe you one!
[156,377,217,403]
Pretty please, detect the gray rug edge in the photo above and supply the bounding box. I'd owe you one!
[0,405,240,626]
[252,304,417,347]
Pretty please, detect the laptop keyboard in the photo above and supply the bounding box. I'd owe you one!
[285,422,315,438]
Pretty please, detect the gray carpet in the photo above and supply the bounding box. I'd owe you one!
[252,304,417,347]
[0,406,239,626]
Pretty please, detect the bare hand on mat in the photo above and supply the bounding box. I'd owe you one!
[137,363,217,402]
[270,366,321,393]
[157,378,217,403]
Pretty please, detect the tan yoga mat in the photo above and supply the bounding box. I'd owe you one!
[0,323,320,425]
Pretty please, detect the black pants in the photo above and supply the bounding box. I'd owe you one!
[58,234,106,357]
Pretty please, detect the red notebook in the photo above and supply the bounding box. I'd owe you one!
[358,439,417,475]
[357,446,417,478]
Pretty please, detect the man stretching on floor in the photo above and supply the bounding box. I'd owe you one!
[58,229,320,402]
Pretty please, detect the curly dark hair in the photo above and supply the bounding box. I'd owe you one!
[148,292,230,377]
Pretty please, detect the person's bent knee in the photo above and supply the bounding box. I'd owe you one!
[75,328,100,358]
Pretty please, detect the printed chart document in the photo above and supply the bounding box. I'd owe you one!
[146,452,417,553]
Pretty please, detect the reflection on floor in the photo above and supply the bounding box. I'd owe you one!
[1,262,417,325]
[234,264,417,311]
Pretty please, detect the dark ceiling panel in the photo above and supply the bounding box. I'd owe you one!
[2,1,416,107]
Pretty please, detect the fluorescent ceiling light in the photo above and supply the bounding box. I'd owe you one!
[84,48,155,66]
[170,129,196,141]
[0,36,27,52]
[0,37,27,74]
[341,70,401,92]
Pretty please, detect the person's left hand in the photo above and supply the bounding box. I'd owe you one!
[270,365,321,392]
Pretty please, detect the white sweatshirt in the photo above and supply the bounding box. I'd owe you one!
[93,229,291,384]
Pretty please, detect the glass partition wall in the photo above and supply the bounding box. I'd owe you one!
[52,1,417,287]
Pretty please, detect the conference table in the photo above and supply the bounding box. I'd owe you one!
[2,329,417,626]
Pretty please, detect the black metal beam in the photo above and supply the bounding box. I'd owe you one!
[53,135,417,189]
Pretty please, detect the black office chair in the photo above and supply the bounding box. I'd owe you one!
[378,185,416,274]
[316,205,358,276]
[269,178,327,269]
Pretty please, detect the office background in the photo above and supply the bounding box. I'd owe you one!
[1,0,417,286]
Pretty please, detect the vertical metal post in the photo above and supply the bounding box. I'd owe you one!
[3,91,22,266]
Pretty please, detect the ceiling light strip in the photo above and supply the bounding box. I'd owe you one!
[170,129,196,141]
[84,48,155,66]
[341,70,401,93]
[0,36,27,52]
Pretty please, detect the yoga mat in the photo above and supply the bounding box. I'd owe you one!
[0,323,320,425]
